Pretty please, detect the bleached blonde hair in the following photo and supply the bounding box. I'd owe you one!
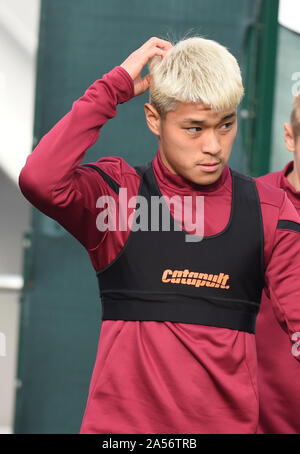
[148,36,244,117]
[291,92,300,138]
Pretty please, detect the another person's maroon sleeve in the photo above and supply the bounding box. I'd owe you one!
[18,66,135,250]
[263,191,300,358]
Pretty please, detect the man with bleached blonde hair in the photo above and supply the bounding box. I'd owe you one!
[19,36,300,434]
[256,92,300,434]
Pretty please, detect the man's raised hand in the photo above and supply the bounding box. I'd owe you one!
[121,37,173,97]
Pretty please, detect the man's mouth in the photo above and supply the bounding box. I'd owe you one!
[197,162,221,172]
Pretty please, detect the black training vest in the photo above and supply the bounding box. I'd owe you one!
[83,161,265,333]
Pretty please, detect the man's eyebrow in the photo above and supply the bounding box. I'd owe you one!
[221,112,236,121]
[181,119,206,125]
[181,112,236,125]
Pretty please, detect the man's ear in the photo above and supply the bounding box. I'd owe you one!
[284,123,296,153]
[144,103,161,136]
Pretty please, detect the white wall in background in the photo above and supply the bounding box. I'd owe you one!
[0,0,41,434]
[279,0,300,34]
[0,0,40,184]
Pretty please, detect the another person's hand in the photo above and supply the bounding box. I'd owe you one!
[121,37,173,97]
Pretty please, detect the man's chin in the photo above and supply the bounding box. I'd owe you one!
[188,167,224,186]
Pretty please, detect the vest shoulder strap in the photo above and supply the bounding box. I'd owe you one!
[81,163,120,194]
[134,161,152,177]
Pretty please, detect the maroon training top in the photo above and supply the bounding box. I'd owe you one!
[19,66,300,434]
[256,161,300,434]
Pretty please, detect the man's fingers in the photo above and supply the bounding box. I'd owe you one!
[143,37,173,52]
[140,74,151,92]
[146,47,169,62]
[143,73,151,82]
[120,38,173,96]
[128,38,173,73]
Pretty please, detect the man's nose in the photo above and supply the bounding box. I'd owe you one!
[201,129,222,154]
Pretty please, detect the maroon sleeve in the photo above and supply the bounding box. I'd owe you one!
[18,66,135,250]
[264,192,300,359]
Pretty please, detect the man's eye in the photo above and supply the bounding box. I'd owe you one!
[221,122,234,130]
[186,127,201,132]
